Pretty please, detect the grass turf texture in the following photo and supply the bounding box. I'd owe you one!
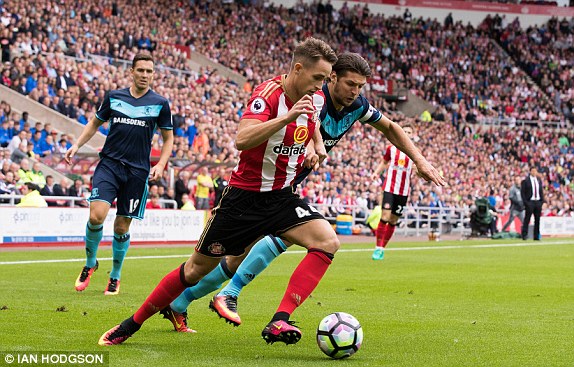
[0,239,573,367]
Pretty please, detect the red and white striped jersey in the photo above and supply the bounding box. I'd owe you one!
[230,75,324,192]
[382,145,413,196]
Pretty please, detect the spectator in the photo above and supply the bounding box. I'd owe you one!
[29,161,46,188]
[19,112,30,131]
[10,141,28,164]
[7,130,26,154]
[174,170,191,208]
[16,182,48,207]
[146,193,162,209]
[212,167,229,206]
[40,175,58,206]
[0,171,18,195]
[501,176,525,232]
[180,193,196,210]
[69,178,89,207]
[0,120,10,147]
[53,177,71,206]
[31,130,44,155]
[403,8,412,22]
[17,158,32,184]
[192,126,210,156]
[195,166,213,210]
[420,110,432,123]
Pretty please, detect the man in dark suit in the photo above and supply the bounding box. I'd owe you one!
[40,175,57,207]
[520,167,544,240]
[53,177,71,207]
[55,68,76,91]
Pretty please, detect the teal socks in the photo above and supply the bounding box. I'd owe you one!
[219,235,287,298]
[170,259,233,313]
[85,222,103,268]
[109,232,130,280]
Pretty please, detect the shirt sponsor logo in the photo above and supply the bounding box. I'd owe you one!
[273,143,306,156]
[250,97,266,114]
[293,126,309,144]
[112,117,147,127]
[323,139,340,147]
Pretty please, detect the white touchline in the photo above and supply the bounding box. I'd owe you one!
[0,240,573,266]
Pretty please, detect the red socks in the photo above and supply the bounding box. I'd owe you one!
[133,264,194,324]
[375,221,385,247]
[376,221,396,248]
[276,249,333,316]
[382,222,396,247]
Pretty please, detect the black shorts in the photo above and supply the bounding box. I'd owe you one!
[196,186,325,257]
[382,192,408,217]
[89,157,148,219]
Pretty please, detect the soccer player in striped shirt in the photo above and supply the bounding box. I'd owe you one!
[161,54,445,336]
[371,123,416,260]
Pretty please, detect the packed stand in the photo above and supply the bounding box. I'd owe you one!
[1,0,564,126]
[1,0,573,218]
[484,15,574,124]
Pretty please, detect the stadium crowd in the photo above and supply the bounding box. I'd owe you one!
[484,15,574,124]
[0,0,568,125]
[1,0,573,220]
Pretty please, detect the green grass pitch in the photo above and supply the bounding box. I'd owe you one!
[0,239,573,367]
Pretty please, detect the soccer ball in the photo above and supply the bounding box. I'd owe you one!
[316,312,363,359]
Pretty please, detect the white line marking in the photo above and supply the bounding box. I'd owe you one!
[0,240,572,265]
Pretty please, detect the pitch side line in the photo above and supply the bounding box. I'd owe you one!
[1,240,573,266]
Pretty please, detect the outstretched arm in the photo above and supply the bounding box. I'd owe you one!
[371,115,446,186]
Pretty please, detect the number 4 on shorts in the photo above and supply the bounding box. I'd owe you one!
[295,206,311,218]
[295,206,319,218]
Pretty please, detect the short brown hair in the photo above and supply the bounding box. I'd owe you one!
[332,53,372,78]
[132,53,154,69]
[292,37,337,69]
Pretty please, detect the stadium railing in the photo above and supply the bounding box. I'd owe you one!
[477,117,567,128]
[310,204,470,237]
[0,194,88,207]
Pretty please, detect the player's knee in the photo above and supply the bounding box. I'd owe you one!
[315,235,340,255]
[88,213,106,226]
[113,217,132,235]
[113,223,129,235]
